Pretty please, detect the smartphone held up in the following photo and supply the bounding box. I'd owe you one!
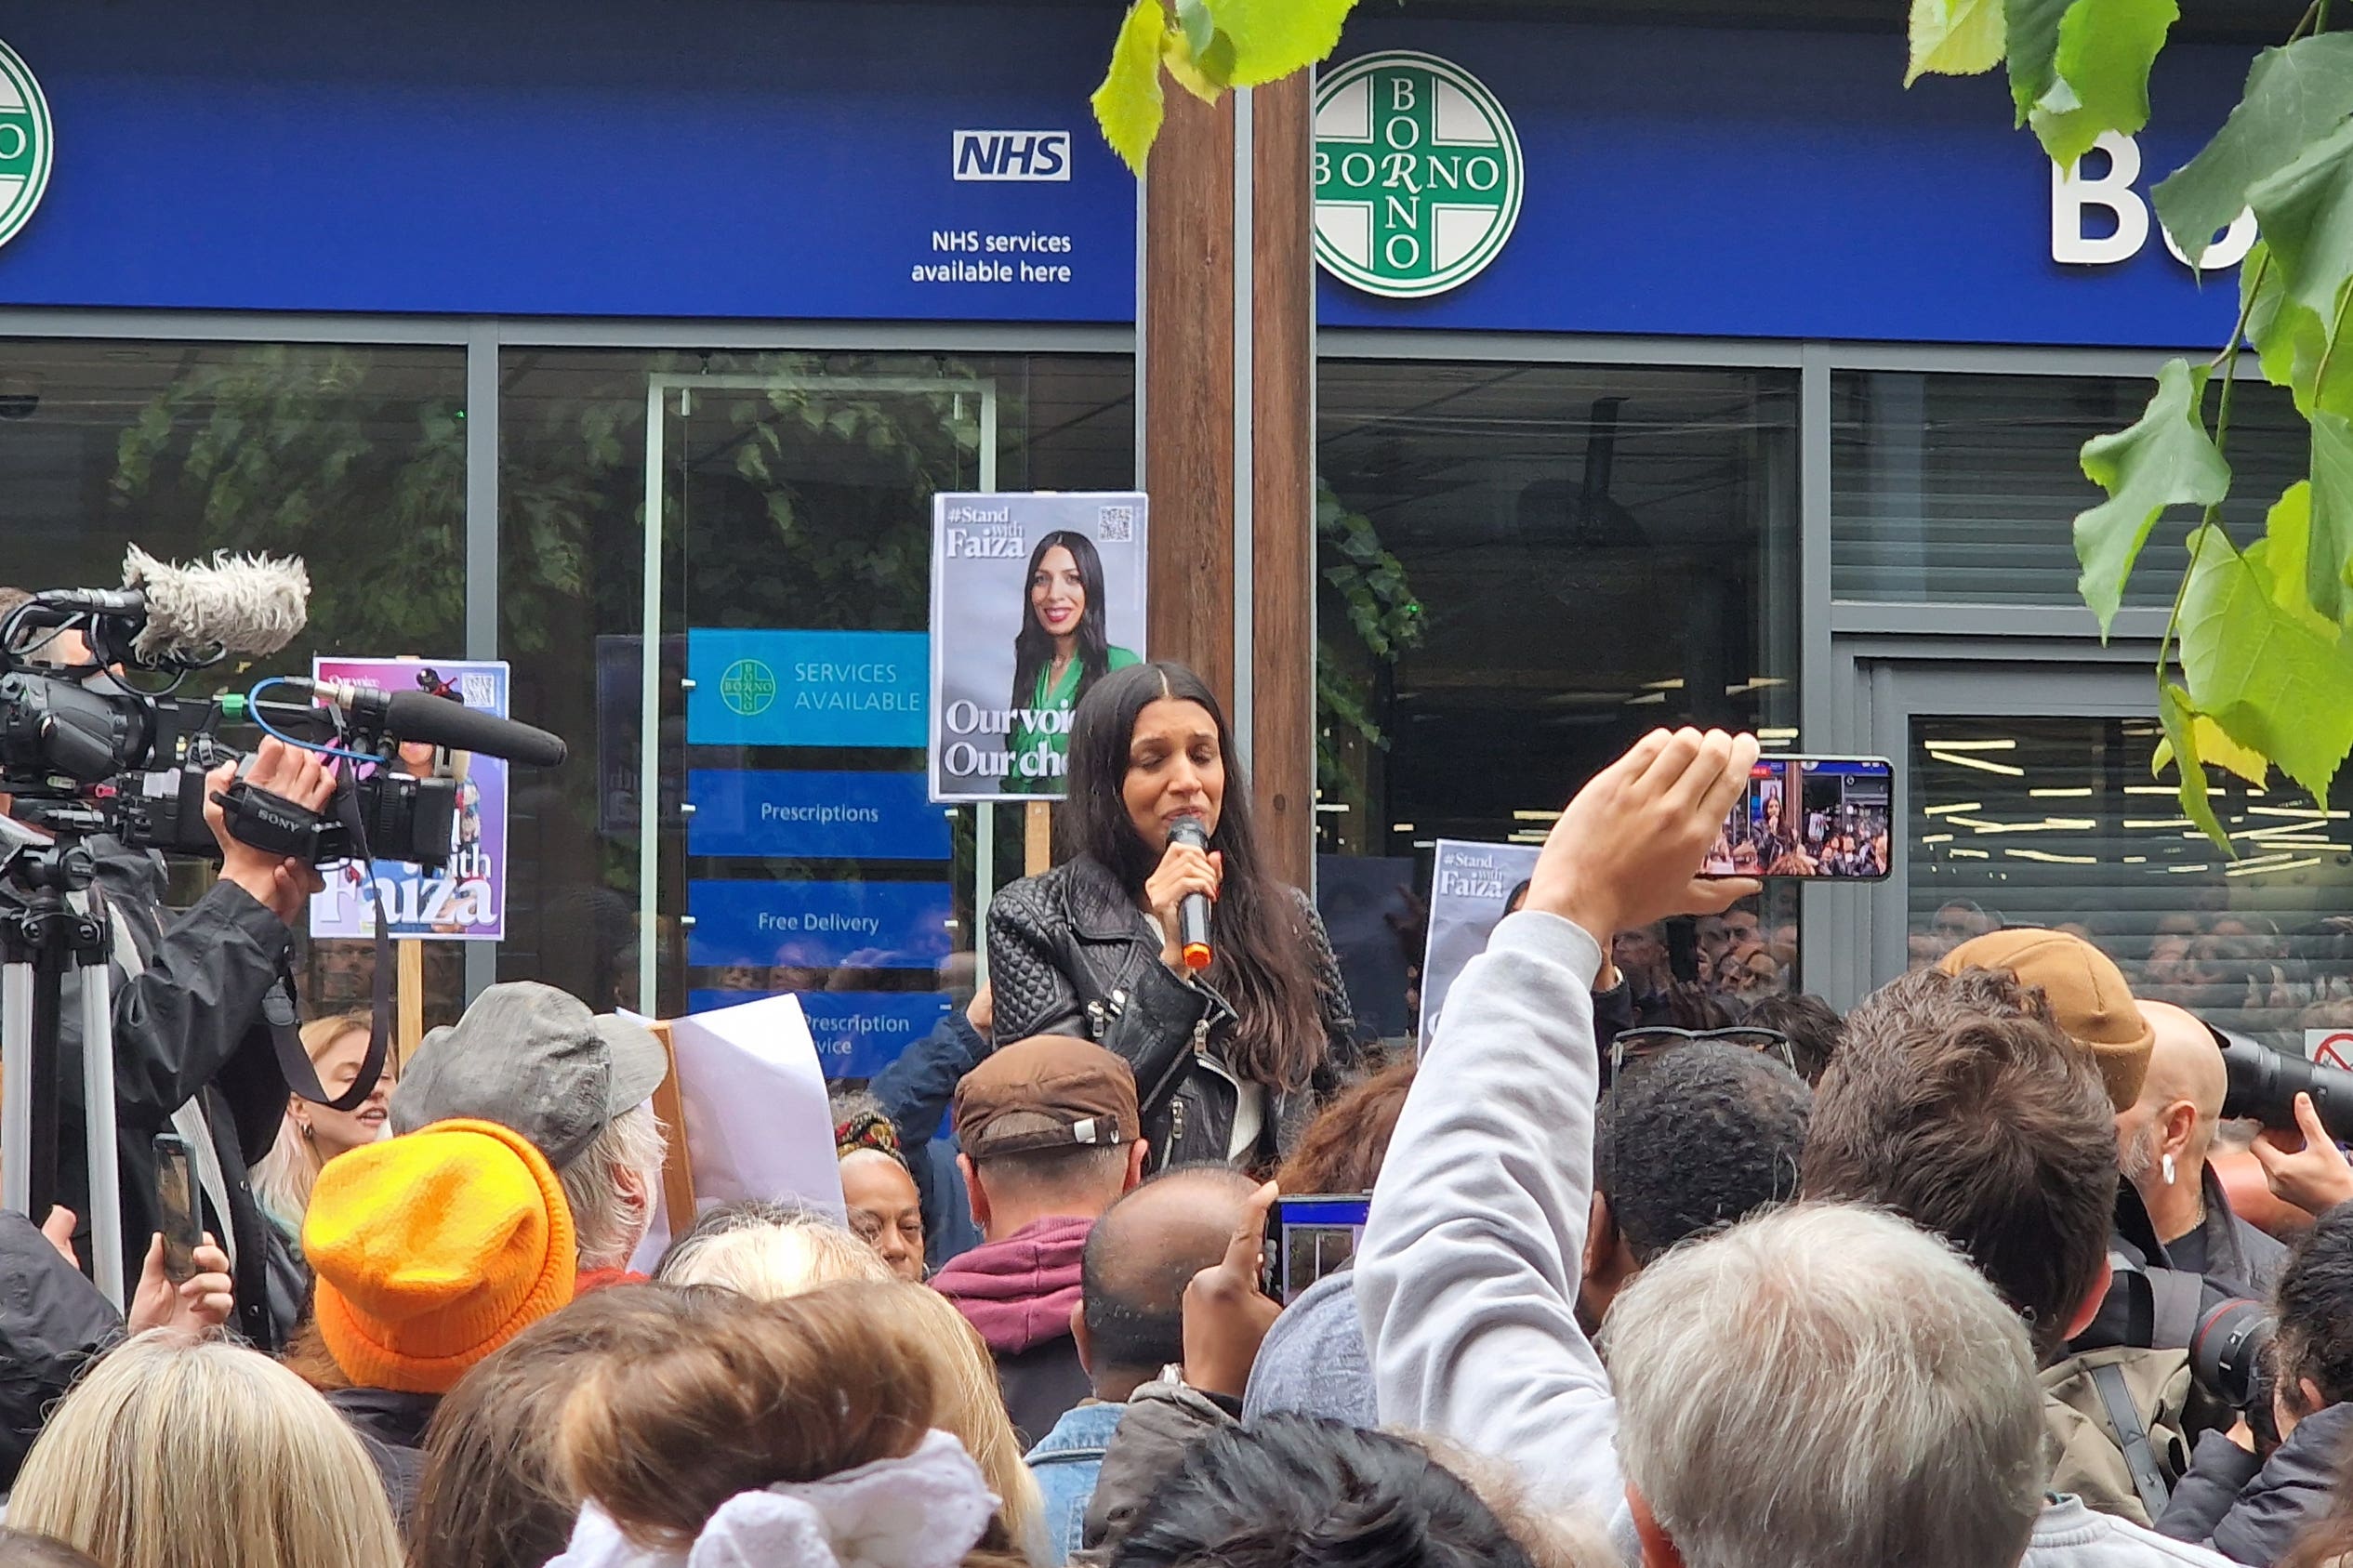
[1701,756,1893,881]
[152,1133,202,1285]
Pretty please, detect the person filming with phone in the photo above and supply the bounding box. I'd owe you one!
[987,662,1358,1171]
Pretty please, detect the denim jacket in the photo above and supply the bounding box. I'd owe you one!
[1024,1400,1127,1565]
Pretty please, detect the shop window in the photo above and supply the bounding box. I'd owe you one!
[1831,370,2306,607]
[1315,360,1802,1044]
[0,337,469,1024]
[1908,717,2353,1057]
[496,349,1134,1046]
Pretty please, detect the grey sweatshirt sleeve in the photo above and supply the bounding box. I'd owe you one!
[1353,910,1621,1516]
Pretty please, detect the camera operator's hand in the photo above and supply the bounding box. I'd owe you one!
[1183,1179,1282,1400]
[1525,728,1763,943]
[128,1232,233,1336]
[2252,1091,2353,1217]
[207,738,332,926]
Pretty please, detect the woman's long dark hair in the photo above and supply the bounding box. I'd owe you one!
[1057,661,1329,1090]
[1010,531,1113,717]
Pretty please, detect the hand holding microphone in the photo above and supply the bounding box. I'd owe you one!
[1149,817,1221,975]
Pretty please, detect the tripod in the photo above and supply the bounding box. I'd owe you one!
[0,806,126,1310]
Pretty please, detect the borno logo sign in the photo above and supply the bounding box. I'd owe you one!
[1313,52,1523,300]
[0,38,50,252]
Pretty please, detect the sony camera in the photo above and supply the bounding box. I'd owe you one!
[2,553,559,869]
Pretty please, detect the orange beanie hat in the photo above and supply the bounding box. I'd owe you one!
[304,1116,576,1394]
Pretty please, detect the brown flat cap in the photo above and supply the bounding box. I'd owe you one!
[954,1035,1139,1160]
[1940,929,2153,1111]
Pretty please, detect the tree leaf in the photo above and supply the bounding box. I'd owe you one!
[1207,0,1359,89]
[1092,0,1170,177]
[1906,0,2006,85]
[2029,0,2178,169]
[2310,414,2353,625]
[2155,682,2235,850]
[2247,116,2353,375]
[2073,358,2231,637]
[1176,0,1214,60]
[2241,479,2340,637]
[2003,0,2073,127]
[2153,36,2353,270]
[2178,523,2353,805]
[1162,24,1235,102]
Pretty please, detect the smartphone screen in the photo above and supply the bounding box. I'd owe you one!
[1262,1193,1373,1304]
[152,1133,201,1285]
[1701,756,1894,880]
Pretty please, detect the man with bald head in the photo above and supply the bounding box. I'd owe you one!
[1026,1164,1259,1563]
[2117,1001,2286,1300]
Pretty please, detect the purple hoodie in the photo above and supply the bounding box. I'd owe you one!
[931,1215,1095,1354]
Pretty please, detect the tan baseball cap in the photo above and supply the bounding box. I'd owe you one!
[1940,929,2153,1111]
[953,1035,1139,1160]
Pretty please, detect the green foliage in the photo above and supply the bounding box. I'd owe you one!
[1920,0,2353,848]
[2072,360,2230,637]
[1091,0,1360,173]
[2031,0,2177,166]
[2152,35,2353,269]
[1314,479,1423,801]
[1905,0,2005,85]
[2178,519,2353,804]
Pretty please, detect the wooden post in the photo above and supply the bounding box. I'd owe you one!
[644,1020,697,1224]
[395,939,424,1074]
[1024,800,1052,877]
[1143,79,1318,889]
[1249,74,1317,893]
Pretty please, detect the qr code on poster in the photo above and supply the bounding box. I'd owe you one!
[459,673,498,709]
[1097,505,1135,544]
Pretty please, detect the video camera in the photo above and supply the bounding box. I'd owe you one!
[2214,1024,2353,1145]
[1,548,565,869]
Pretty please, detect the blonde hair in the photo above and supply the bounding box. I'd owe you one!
[654,1222,1044,1560]
[557,1284,1029,1567]
[248,1010,373,1231]
[10,1333,403,1568]
[657,1209,893,1296]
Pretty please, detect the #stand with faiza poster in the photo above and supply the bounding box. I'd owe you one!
[928,491,1149,803]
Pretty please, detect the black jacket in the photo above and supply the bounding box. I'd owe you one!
[59,840,297,1351]
[996,1336,1095,1453]
[987,856,1358,1169]
[2157,1401,2353,1563]
[0,1208,123,1490]
[327,1385,440,1533]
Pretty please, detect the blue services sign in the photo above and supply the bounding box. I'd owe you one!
[688,880,953,971]
[687,630,927,751]
[688,990,955,1080]
[688,771,951,861]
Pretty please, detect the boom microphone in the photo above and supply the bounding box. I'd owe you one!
[297,679,569,768]
[21,547,310,667]
[1170,815,1214,973]
[123,546,309,662]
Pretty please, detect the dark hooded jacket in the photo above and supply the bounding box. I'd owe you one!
[0,1207,124,1489]
[2157,1401,2353,1564]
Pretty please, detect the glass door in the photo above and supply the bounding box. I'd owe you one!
[634,372,998,1074]
[1854,664,2353,1056]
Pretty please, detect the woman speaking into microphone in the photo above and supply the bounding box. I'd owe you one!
[987,662,1358,1170]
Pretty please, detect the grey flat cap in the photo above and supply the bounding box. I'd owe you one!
[389,981,668,1168]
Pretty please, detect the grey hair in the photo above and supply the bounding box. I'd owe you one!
[1606,1203,2044,1568]
[557,1100,668,1272]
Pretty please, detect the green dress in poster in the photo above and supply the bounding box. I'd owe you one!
[1008,646,1140,795]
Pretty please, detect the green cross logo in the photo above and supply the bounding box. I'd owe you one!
[720,659,777,718]
[1313,52,1523,299]
[0,39,51,254]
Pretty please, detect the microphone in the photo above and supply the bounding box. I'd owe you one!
[297,679,570,767]
[120,546,309,661]
[1170,815,1214,973]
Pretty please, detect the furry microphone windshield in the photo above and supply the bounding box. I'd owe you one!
[122,546,309,662]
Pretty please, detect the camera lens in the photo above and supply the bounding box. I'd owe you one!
[2190,1298,2275,1411]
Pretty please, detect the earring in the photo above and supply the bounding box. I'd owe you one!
[299,1123,315,1142]
[2161,1153,2176,1186]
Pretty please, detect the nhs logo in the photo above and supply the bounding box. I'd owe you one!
[952,131,1071,182]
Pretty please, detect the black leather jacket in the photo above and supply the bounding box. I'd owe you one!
[987,856,1359,1169]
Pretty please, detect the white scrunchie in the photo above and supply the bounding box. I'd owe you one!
[545,1429,1000,1568]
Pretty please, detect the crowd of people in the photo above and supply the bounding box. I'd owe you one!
[8,648,2353,1568]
